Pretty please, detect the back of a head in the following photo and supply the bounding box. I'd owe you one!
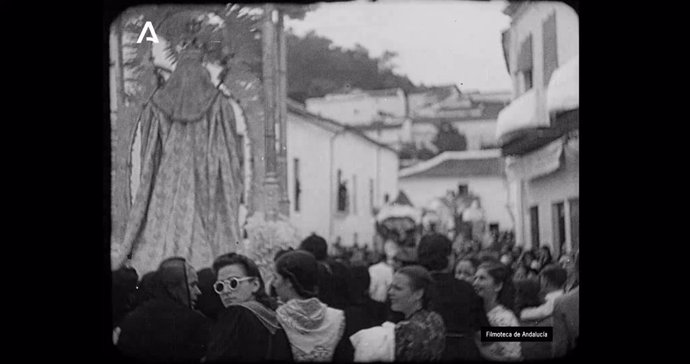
[299,234,328,261]
[395,247,418,268]
[155,257,189,303]
[197,267,216,288]
[417,233,452,271]
[396,265,435,309]
[540,264,568,289]
[274,247,295,262]
[348,262,371,303]
[196,267,224,319]
[514,278,542,310]
[275,250,319,298]
[478,251,500,265]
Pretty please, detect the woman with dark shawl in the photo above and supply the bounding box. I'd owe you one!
[112,46,243,276]
[116,257,211,363]
[388,265,446,362]
[205,253,293,362]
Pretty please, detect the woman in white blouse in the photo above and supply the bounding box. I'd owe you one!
[473,262,522,361]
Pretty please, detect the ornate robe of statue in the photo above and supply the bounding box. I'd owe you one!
[112,49,243,275]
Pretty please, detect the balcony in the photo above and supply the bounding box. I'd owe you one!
[496,53,579,157]
[496,89,556,156]
[496,89,542,141]
[547,55,579,115]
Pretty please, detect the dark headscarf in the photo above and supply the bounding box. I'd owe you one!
[153,257,192,308]
[348,262,371,305]
[151,48,219,122]
[196,268,224,321]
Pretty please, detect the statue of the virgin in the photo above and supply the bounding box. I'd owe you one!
[112,44,243,275]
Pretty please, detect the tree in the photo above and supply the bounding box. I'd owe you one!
[433,122,468,152]
[286,31,417,103]
[417,146,436,160]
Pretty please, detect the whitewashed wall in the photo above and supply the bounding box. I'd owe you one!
[331,132,399,247]
[286,114,335,242]
[306,92,406,125]
[287,113,399,248]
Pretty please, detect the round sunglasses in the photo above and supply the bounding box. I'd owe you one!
[213,277,254,294]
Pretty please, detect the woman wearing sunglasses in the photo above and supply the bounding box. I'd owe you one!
[204,253,293,362]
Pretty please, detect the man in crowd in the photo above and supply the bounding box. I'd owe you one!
[368,239,397,303]
[299,234,351,310]
[553,250,579,358]
[417,233,489,361]
[520,264,567,322]
[116,257,210,362]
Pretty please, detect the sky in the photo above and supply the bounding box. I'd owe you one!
[285,0,513,92]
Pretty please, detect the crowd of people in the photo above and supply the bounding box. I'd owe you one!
[111,233,579,362]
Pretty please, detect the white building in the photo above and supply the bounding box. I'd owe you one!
[398,149,513,231]
[354,89,510,155]
[286,100,399,248]
[497,2,579,257]
[305,88,408,126]
[411,94,510,151]
[407,85,462,117]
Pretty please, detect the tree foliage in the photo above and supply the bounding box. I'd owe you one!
[286,31,418,103]
[433,122,468,152]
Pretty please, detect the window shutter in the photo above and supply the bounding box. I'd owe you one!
[501,29,511,74]
[543,12,559,86]
[517,34,533,72]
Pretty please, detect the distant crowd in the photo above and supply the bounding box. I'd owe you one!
[112,233,579,362]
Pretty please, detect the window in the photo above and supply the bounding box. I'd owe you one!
[569,198,579,252]
[552,202,566,257]
[369,178,374,211]
[523,70,533,91]
[337,169,348,212]
[457,184,468,196]
[352,175,358,214]
[542,12,559,87]
[293,158,301,212]
[530,206,540,247]
[517,34,533,94]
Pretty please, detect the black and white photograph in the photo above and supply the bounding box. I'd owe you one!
[108,0,579,361]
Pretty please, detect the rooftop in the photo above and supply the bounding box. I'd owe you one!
[311,87,404,102]
[399,149,504,179]
[287,99,398,153]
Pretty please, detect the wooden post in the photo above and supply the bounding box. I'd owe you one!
[262,4,280,221]
[277,12,290,217]
[111,16,131,246]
